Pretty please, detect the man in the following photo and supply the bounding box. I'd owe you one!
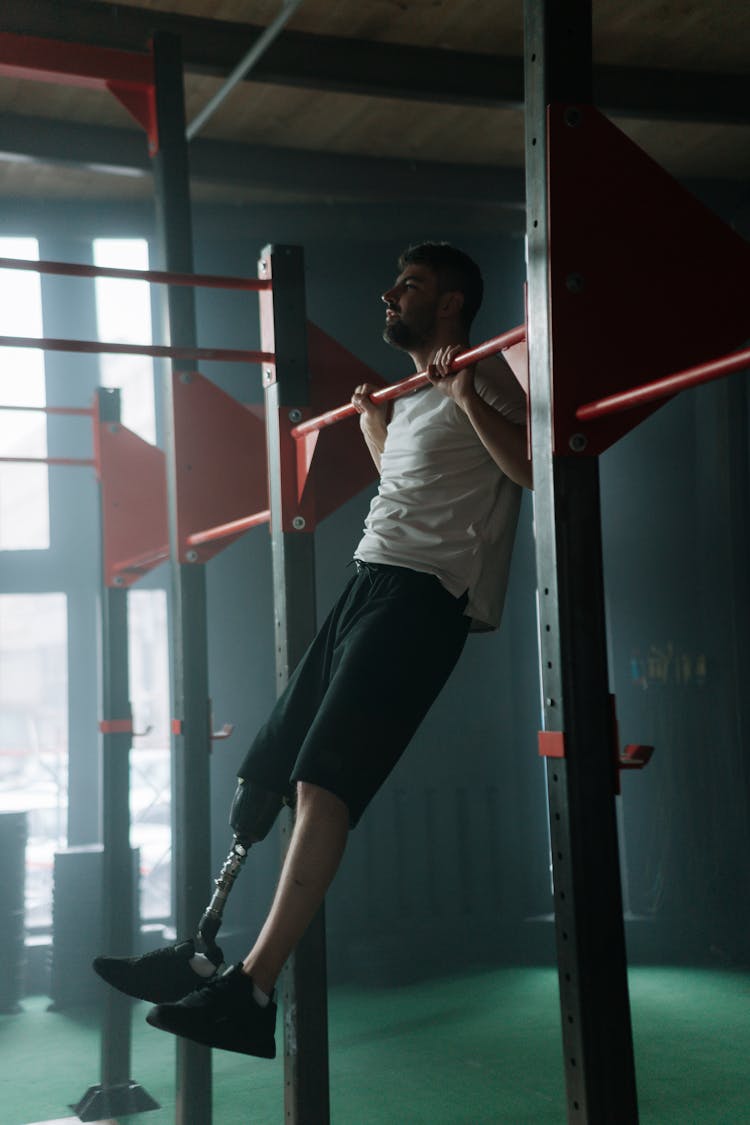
[95,242,531,1059]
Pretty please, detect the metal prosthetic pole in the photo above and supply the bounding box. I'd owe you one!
[196,840,249,962]
[196,782,285,963]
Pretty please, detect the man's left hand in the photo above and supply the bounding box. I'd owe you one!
[426,344,478,410]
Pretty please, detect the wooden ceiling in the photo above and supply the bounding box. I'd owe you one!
[0,0,748,209]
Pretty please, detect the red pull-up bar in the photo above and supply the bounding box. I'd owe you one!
[577,344,750,422]
[290,325,526,439]
[0,334,273,366]
[0,256,271,292]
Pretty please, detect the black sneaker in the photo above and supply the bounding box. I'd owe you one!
[145,964,276,1058]
[93,939,223,1004]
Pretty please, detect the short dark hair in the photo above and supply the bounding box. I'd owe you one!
[398,242,484,331]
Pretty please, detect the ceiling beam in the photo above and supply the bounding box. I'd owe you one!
[3,0,750,126]
[0,112,527,207]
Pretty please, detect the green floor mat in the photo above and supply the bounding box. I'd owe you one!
[3,966,748,1124]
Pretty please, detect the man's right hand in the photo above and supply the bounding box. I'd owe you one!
[351,383,388,471]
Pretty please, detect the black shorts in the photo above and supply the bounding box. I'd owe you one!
[237,561,471,826]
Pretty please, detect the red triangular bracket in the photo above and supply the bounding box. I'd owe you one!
[296,322,386,525]
[96,418,168,589]
[107,80,158,156]
[172,372,268,564]
[547,104,750,456]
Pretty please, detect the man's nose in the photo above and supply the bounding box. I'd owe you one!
[382,286,397,306]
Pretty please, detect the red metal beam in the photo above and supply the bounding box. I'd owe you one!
[0,256,272,292]
[0,32,158,152]
[576,344,750,422]
[0,334,273,365]
[0,31,152,88]
[291,325,526,439]
[185,509,270,548]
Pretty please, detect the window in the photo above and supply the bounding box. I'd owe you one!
[0,238,49,550]
[94,239,156,444]
[0,593,68,929]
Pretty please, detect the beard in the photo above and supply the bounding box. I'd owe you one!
[382,308,435,352]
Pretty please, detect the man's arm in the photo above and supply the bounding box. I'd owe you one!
[428,346,533,490]
[351,383,388,473]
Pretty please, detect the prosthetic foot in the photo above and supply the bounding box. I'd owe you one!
[93,938,221,1003]
[93,781,284,1005]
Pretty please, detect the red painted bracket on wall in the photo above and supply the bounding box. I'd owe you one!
[94,402,169,589]
[0,32,158,154]
[547,103,750,457]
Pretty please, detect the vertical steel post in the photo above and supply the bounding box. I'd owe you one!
[74,389,158,1121]
[523,3,639,1122]
[259,244,331,1124]
[152,32,213,1125]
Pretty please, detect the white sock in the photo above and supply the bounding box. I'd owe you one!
[189,953,218,978]
[252,981,270,1008]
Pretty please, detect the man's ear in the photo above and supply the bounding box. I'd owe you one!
[439,290,465,321]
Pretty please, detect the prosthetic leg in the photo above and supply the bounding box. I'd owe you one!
[196,780,284,964]
[93,779,285,1003]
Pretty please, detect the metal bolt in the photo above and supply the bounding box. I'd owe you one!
[186,549,199,562]
[113,575,124,586]
[180,372,193,385]
[546,698,556,708]
[108,423,120,434]
[565,273,584,294]
[564,107,582,127]
[292,516,306,530]
[263,366,274,385]
[569,433,589,453]
[288,409,302,424]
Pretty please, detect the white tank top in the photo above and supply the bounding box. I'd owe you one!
[354,355,526,630]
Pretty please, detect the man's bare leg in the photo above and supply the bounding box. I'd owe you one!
[144,780,348,1057]
[242,780,349,995]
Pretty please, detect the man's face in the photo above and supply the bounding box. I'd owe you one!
[381,263,442,351]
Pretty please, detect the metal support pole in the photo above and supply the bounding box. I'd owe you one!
[523,3,639,1122]
[259,244,331,1124]
[152,32,213,1125]
[74,389,158,1122]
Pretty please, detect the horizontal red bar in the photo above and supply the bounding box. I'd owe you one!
[291,325,526,438]
[186,509,271,548]
[115,545,170,574]
[0,456,94,466]
[0,255,272,292]
[576,345,750,422]
[0,32,152,89]
[0,334,274,366]
[0,403,93,416]
[99,719,133,735]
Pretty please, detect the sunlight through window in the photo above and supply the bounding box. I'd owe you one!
[0,593,68,929]
[94,239,156,444]
[0,238,50,550]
